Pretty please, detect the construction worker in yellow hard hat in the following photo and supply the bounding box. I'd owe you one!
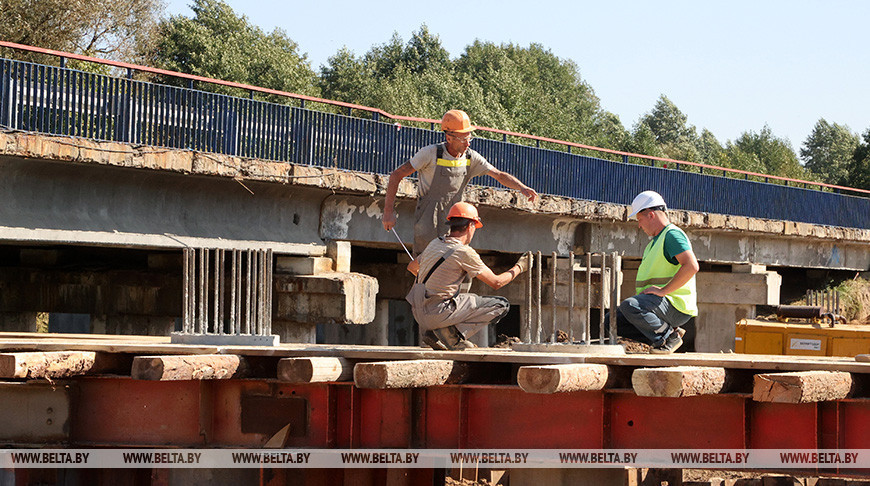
[382,109,538,259]
[405,202,531,350]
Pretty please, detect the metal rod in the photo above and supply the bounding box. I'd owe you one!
[535,250,542,344]
[182,248,190,333]
[230,250,237,334]
[266,249,273,335]
[189,248,196,333]
[213,248,219,334]
[568,251,575,343]
[585,252,591,344]
[524,251,532,343]
[551,251,557,344]
[599,253,607,345]
[217,249,224,334]
[245,249,252,334]
[236,249,243,335]
[610,252,620,345]
[197,249,205,334]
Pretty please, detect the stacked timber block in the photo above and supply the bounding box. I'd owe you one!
[621,264,781,352]
[272,240,379,343]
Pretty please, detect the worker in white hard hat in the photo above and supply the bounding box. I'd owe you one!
[382,109,538,259]
[614,190,699,353]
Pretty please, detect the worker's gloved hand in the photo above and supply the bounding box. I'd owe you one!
[514,253,531,273]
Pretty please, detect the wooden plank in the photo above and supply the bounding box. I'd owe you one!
[632,366,730,397]
[0,351,97,379]
[278,357,354,383]
[753,371,854,403]
[517,364,619,394]
[354,359,469,389]
[131,354,249,381]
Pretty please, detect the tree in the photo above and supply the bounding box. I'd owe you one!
[0,0,163,64]
[722,126,807,180]
[800,119,860,186]
[638,95,699,162]
[696,129,724,166]
[845,129,870,190]
[154,0,318,97]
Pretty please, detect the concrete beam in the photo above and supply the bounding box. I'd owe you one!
[275,272,378,325]
[0,157,326,254]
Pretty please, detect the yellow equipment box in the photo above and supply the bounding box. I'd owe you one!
[735,318,870,357]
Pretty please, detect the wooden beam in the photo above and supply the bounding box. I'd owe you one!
[354,359,469,389]
[632,366,732,397]
[753,371,854,403]
[0,351,98,379]
[278,357,354,383]
[517,364,614,394]
[131,354,249,381]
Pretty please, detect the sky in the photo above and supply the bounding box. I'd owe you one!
[163,0,870,153]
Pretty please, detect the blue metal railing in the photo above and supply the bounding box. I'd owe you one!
[1,56,868,229]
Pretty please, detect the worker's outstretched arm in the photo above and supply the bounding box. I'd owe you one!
[642,250,699,297]
[383,162,417,231]
[488,168,538,201]
[474,254,530,290]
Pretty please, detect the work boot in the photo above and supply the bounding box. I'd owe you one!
[432,326,477,351]
[650,326,684,354]
[422,330,448,351]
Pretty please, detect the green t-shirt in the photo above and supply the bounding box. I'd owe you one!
[650,226,692,264]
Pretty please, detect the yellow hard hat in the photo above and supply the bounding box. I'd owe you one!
[441,110,474,133]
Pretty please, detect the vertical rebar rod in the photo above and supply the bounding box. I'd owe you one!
[217,249,225,334]
[188,248,196,334]
[230,250,237,334]
[568,251,575,343]
[203,249,210,333]
[585,252,591,344]
[266,249,273,335]
[198,248,205,334]
[258,249,265,334]
[836,291,840,316]
[252,250,259,334]
[610,252,621,345]
[212,248,219,334]
[245,249,252,334]
[551,251,557,343]
[236,250,243,335]
[182,248,190,333]
[599,253,607,344]
[524,251,532,343]
[535,250,542,344]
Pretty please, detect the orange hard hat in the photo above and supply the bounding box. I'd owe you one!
[441,109,474,133]
[447,202,483,228]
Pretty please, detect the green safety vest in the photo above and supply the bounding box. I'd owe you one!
[635,224,698,316]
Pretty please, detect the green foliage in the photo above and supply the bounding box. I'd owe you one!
[319,28,623,150]
[845,129,870,190]
[154,0,318,99]
[800,119,860,186]
[0,0,163,66]
[722,125,807,181]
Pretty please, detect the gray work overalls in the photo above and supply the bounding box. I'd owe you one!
[412,143,477,255]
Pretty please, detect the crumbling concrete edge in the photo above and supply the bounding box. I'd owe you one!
[2,130,867,243]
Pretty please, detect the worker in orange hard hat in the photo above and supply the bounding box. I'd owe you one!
[382,109,538,258]
[405,202,531,351]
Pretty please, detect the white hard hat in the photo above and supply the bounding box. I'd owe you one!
[629,190,667,218]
